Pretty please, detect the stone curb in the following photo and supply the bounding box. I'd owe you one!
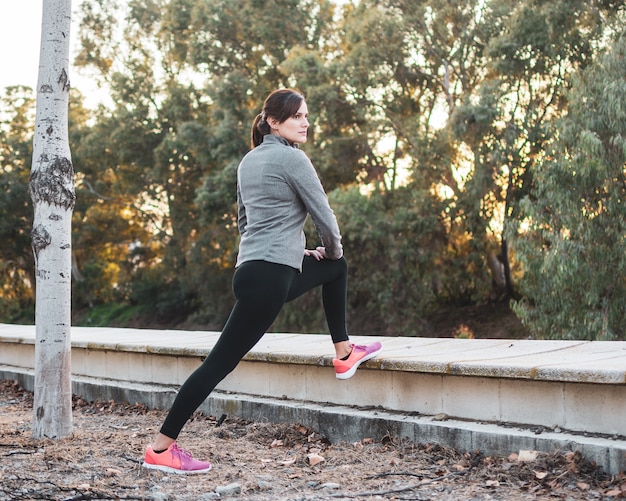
[2,367,624,476]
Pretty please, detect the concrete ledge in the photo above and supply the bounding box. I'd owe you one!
[2,325,625,384]
[2,366,624,476]
[1,324,625,474]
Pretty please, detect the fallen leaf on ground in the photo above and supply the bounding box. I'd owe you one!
[518,450,539,462]
[307,453,325,466]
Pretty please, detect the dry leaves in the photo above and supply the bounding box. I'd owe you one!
[1,380,624,501]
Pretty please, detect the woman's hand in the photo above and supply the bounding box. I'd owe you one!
[304,246,328,261]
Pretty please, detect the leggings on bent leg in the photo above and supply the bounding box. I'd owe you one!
[159,256,349,439]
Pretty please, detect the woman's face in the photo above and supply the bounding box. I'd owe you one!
[270,100,309,145]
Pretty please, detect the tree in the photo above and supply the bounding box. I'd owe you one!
[29,0,75,439]
[334,0,510,314]
[512,29,626,340]
[0,87,36,321]
[450,0,614,301]
[71,0,350,326]
[28,0,622,339]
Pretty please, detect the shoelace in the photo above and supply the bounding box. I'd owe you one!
[171,444,194,460]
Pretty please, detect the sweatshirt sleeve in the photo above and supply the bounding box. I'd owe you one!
[284,150,343,259]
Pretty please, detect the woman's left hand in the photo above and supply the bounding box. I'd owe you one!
[304,247,327,261]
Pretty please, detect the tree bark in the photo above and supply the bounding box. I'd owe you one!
[29,0,75,440]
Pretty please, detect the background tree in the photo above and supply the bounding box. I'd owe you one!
[328,0,513,333]
[67,0,626,338]
[0,87,36,322]
[3,0,625,341]
[512,28,626,340]
[72,0,351,328]
[451,0,613,299]
[29,0,75,439]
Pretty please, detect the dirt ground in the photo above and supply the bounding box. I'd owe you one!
[1,380,625,501]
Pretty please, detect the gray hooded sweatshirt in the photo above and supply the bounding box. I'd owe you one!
[236,134,343,271]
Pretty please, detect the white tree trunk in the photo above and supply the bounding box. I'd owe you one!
[30,0,74,439]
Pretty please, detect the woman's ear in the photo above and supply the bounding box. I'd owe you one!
[267,117,279,130]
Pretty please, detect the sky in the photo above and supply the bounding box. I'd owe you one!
[0,1,43,90]
[0,1,99,105]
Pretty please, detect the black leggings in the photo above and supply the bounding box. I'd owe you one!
[159,256,349,439]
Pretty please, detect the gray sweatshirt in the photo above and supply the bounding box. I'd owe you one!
[236,134,343,271]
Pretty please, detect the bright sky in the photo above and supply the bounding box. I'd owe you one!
[0,1,101,106]
[0,1,43,90]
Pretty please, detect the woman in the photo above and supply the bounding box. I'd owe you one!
[142,89,383,474]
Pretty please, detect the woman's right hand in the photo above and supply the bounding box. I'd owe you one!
[304,247,328,261]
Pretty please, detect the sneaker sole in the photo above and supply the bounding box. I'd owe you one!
[142,461,212,474]
[335,345,383,380]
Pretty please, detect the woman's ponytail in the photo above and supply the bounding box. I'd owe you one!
[251,112,270,149]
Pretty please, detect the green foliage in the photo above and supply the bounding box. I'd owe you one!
[73,302,144,327]
[512,29,626,340]
[329,186,442,335]
[3,0,625,340]
[128,265,197,324]
[0,86,36,319]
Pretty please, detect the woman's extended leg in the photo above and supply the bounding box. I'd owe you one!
[155,261,296,444]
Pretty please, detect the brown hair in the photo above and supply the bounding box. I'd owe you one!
[251,89,305,148]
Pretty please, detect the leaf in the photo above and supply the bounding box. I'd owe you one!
[307,453,325,466]
[308,433,322,443]
[270,439,283,448]
[534,470,548,480]
[518,450,539,462]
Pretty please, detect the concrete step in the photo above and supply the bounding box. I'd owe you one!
[1,323,625,474]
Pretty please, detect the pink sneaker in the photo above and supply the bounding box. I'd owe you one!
[142,443,212,474]
[333,341,383,380]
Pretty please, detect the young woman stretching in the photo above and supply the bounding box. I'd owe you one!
[142,88,383,474]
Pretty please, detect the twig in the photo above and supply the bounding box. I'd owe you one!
[365,471,424,479]
[216,413,227,427]
[6,476,151,501]
[7,476,64,490]
[4,449,38,457]
[62,492,151,501]
[121,452,141,464]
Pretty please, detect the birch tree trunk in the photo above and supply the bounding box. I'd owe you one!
[29,0,75,439]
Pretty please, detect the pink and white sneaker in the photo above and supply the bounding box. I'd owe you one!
[332,341,383,380]
[142,442,212,474]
